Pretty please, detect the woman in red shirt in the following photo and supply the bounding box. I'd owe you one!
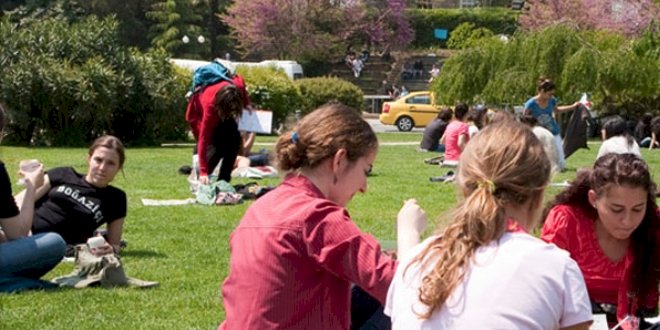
[186,75,250,184]
[219,103,427,329]
[542,153,659,328]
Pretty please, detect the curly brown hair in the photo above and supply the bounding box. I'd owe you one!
[544,153,659,313]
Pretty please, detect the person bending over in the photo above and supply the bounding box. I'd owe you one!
[188,74,251,184]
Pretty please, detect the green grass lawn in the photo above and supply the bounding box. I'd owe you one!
[1,134,658,329]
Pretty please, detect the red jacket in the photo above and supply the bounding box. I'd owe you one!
[185,75,250,176]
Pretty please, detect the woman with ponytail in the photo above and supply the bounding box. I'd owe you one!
[219,103,427,329]
[385,120,592,329]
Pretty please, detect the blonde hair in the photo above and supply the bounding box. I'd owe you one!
[409,120,550,318]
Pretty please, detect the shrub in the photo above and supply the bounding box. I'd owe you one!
[408,8,518,48]
[295,77,364,115]
[235,66,302,129]
[0,16,188,146]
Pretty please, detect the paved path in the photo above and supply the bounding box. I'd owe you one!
[365,118,424,133]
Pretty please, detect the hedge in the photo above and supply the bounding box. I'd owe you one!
[295,77,364,115]
[408,8,519,48]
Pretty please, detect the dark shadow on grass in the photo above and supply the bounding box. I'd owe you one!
[121,250,168,258]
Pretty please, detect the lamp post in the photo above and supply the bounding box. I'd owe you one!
[181,35,207,59]
[182,35,205,45]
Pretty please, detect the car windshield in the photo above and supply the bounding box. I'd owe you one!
[406,95,430,105]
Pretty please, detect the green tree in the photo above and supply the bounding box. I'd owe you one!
[146,0,209,59]
[433,25,660,116]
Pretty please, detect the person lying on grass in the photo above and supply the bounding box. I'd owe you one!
[16,135,127,256]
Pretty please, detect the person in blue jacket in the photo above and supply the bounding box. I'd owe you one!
[523,76,579,171]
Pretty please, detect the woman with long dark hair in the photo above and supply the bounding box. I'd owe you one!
[542,153,659,327]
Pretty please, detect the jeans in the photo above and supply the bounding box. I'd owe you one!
[639,137,652,148]
[193,119,241,183]
[0,232,66,292]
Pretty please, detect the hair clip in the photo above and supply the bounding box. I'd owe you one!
[477,179,496,193]
[291,131,299,144]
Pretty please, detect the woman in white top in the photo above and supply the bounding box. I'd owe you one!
[597,116,641,159]
[385,120,593,330]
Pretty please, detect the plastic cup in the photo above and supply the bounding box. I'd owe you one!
[19,159,40,173]
[87,236,107,251]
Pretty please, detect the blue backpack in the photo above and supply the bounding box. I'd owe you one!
[185,59,236,134]
[189,59,235,95]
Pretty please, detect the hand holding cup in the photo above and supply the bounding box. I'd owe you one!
[18,159,44,188]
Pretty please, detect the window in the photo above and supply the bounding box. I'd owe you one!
[406,95,431,105]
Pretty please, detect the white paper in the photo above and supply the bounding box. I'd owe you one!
[589,314,608,330]
[238,110,272,134]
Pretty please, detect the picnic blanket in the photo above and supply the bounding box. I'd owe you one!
[231,165,278,179]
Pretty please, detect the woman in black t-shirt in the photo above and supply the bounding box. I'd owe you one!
[0,104,66,292]
[21,135,127,255]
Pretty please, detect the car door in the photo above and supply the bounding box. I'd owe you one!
[405,93,439,127]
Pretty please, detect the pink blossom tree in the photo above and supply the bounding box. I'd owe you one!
[520,0,659,37]
[222,0,413,61]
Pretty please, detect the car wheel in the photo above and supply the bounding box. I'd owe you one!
[395,116,414,132]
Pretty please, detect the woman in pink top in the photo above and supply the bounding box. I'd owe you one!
[219,104,427,329]
[542,153,659,328]
[440,103,469,166]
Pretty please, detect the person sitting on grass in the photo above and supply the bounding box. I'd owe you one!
[386,120,592,329]
[0,104,66,292]
[439,102,469,167]
[633,113,653,148]
[648,116,660,150]
[542,153,659,328]
[219,103,427,329]
[17,135,127,256]
[597,116,641,159]
[419,108,453,153]
[520,113,560,174]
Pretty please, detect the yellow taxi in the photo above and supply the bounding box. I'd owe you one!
[379,91,443,131]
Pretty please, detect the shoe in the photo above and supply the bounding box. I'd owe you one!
[430,171,454,182]
[178,165,192,175]
[424,156,444,165]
